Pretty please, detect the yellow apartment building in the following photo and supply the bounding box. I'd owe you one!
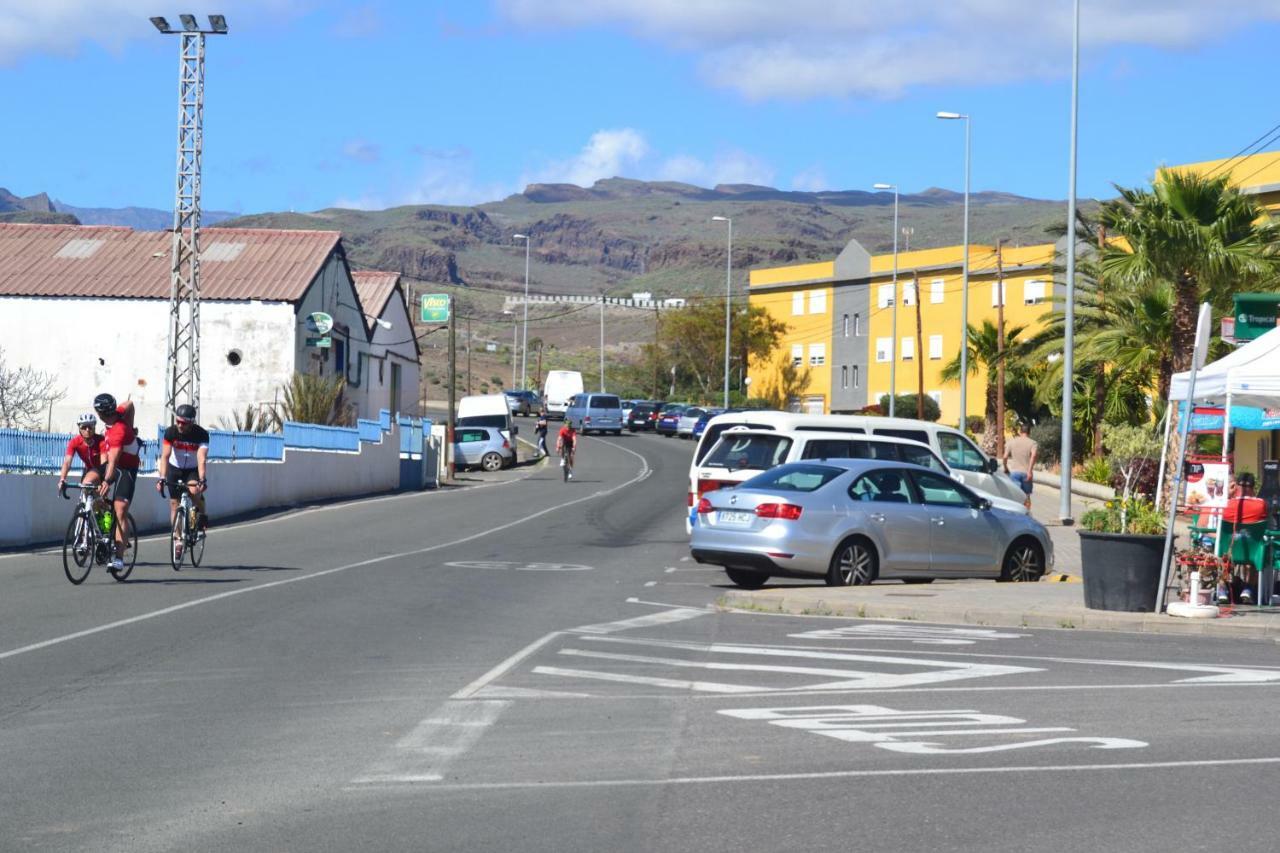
[1169,150,1280,210]
[746,258,839,414]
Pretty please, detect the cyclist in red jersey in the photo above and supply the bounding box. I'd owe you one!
[556,422,577,479]
[57,412,106,492]
[94,393,140,572]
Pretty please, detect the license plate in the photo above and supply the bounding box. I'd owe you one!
[717,510,754,526]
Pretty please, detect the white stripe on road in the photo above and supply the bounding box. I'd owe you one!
[0,443,652,663]
[532,665,762,693]
[569,608,707,635]
[354,755,1280,791]
[352,699,509,784]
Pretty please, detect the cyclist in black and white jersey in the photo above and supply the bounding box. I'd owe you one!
[155,403,210,537]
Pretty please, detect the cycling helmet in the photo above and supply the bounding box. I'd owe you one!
[175,404,197,421]
[92,393,117,414]
[76,412,97,426]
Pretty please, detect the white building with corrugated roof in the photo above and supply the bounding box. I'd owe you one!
[0,223,420,431]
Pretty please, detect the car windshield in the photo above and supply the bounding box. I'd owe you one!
[742,463,843,493]
[704,434,793,471]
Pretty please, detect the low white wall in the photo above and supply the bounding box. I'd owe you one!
[0,424,404,548]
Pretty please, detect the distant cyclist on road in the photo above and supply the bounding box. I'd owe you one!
[57,412,106,493]
[556,421,577,481]
[156,404,210,543]
[94,393,139,572]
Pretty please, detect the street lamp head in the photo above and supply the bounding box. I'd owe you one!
[513,233,528,241]
[711,216,730,222]
[374,318,392,331]
[872,183,894,190]
[936,111,965,120]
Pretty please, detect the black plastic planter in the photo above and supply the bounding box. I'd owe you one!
[1078,531,1165,612]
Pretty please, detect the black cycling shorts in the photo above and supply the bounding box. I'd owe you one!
[111,468,139,504]
[165,466,200,492]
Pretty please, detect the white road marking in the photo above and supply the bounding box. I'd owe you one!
[452,632,563,700]
[569,608,708,635]
[442,560,593,572]
[791,625,1028,646]
[358,756,1280,791]
[644,581,658,587]
[0,445,652,663]
[352,699,509,784]
[532,665,761,693]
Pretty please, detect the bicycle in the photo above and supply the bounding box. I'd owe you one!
[161,480,206,571]
[560,443,574,482]
[59,481,136,584]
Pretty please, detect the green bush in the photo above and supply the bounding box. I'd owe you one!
[965,415,986,436]
[1080,498,1165,535]
[1079,456,1112,486]
[877,394,941,422]
[1030,418,1062,467]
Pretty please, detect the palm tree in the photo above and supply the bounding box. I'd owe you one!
[1100,169,1280,393]
[941,319,1028,451]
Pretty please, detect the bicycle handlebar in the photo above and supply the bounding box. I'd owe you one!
[59,481,99,499]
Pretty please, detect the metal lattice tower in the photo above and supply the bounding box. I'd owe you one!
[152,15,227,419]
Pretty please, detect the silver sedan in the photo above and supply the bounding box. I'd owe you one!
[690,458,1053,588]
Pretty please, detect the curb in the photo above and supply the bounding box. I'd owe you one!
[718,592,1280,640]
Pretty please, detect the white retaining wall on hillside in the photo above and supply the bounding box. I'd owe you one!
[0,424,403,548]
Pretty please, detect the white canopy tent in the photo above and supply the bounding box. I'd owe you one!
[1169,325,1280,407]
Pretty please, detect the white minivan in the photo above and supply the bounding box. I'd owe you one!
[543,370,584,419]
[689,411,1029,511]
[691,428,1029,517]
[456,393,517,466]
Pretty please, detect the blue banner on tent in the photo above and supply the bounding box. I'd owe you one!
[1182,403,1280,433]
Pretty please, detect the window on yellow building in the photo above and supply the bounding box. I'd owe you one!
[792,292,804,315]
[809,289,826,314]
[902,280,916,306]
[931,278,945,304]
[854,313,862,335]
[841,365,848,389]
[853,365,860,388]
[875,337,891,363]
[929,334,943,360]
[901,337,914,360]
[1024,280,1047,304]
[809,343,826,366]
[878,284,895,308]
[842,314,849,337]
[791,344,803,366]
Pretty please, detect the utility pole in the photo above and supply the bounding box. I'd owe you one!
[466,312,472,396]
[653,302,661,399]
[599,295,605,392]
[152,14,228,419]
[915,272,925,420]
[995,239,1008,458]
[447,307,456,480]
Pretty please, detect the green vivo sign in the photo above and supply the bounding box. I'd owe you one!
[421,293,451,323]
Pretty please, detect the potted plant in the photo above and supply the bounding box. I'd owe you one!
[1077,423,1166,612]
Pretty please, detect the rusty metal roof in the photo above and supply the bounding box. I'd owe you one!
[0,223,342,302]
[352,270,401,318]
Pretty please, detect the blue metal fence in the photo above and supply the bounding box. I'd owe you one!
[379,409,392,432]
[0,428,73,472]
[206,430,286,461]
[358,419,383,444]
[283,421,360,452]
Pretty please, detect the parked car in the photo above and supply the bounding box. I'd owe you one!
[564,393,624,435]
[620,400,637,422]
[627,401,662,431]
[457,393,517,464]
[543,370,584,419]
[676,407,708,439]
[503,389,540,416]
[452,426,516,472]
[690,408,727,441]
[690,458,1052,589]
[656,404,688,437]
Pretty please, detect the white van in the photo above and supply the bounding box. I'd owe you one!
[690,411,1028,510]
[457,394,517,466]
[691,428,1028,517]
[543,370,584,419]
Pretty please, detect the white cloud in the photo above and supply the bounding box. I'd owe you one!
[529,128,649,186]
[335,148,513,209]
[0,0,310,65]
[790,166,828,192]
[341,139,381,164]
[496,0,1280,99]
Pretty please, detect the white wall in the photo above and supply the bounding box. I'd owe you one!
[0,421,404,547]
[361,286,420,417]
[0,295,297,432]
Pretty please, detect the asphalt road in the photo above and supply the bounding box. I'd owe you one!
[3,431,1280,852]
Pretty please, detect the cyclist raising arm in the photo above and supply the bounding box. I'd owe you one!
[57,412,106,493]
[156,404,210,537]
[95,394,140,572]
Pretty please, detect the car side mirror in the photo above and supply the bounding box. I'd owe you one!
[512,425,519,435]
[985,457,999,474]
[977,498,992,511]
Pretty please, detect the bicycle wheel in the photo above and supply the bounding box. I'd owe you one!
[562,455,570,481]
[62,513,93,585]
[109,512,138,582]
[170,510,185,572]
[188,514,206,568]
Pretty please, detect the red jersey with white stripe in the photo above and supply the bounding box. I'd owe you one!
[65,433,104,470]
[103,405,141,470]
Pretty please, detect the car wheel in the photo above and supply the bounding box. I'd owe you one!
[612,430,622,436]
[828,537,877,587]
[999,538,1044,582]
[725,568,769,588]
[480,452,504,472]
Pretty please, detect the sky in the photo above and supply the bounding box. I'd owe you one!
[4,0,1280,215]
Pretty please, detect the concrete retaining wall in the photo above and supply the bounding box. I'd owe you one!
[1,423,403,548]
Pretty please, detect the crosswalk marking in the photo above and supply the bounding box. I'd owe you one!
[353,699,509,784]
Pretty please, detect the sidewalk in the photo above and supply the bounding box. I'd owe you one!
[718,481,1280,639]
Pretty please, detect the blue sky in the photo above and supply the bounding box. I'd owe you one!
[4,0,1280,214]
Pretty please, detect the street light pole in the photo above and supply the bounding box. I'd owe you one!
[712,216,733,409]
[937,111,971,431]
[1060,0,1081,525]
[514,233,531,389]
[874,183,899,416]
